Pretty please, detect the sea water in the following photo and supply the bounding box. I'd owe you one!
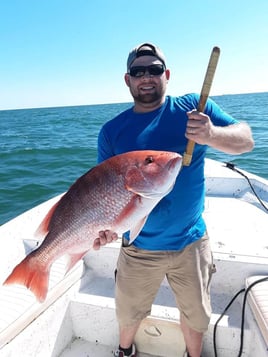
[0,92,267,224]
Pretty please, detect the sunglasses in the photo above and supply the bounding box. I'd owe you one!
[128,64,165,78]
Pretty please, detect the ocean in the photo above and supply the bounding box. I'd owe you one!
[0,92,267,225]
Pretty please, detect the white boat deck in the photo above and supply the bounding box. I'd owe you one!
[0,159,267,356]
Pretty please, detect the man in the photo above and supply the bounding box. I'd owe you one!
[95,43,254,357]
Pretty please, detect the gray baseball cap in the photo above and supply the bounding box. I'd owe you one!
[127,43,166,71]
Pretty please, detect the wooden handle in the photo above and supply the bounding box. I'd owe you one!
[183,46,220,166]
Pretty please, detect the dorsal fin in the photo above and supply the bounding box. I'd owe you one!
[35,200,60,237]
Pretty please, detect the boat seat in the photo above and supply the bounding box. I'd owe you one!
[245,275,268,347]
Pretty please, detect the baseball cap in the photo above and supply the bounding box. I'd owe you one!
[127,43,166,71]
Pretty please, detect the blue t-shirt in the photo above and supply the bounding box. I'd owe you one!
[97,94,238,250]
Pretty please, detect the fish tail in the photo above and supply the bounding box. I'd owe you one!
[3,256,49,303]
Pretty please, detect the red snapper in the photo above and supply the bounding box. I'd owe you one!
[4,150,182,302]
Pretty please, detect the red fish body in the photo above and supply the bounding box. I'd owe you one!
[4,150,182,302]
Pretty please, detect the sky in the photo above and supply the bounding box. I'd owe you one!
[0,0,268,110]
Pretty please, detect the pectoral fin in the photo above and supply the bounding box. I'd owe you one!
[129,216,148,244]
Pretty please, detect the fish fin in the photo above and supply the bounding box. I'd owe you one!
[128,216,148,244]
[3,256,49,303]
[115,194,141,224]
[35,200,60,237]
[66,252,87,273]
[113,195,147,244]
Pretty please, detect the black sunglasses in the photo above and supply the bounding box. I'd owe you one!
[128,64,165,78]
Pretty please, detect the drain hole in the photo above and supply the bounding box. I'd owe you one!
[144,325,161,337]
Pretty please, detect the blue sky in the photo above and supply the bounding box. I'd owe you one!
[1,0,267,110]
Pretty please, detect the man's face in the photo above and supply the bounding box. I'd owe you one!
[125,56,170,108]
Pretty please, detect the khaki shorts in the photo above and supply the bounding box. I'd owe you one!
[115,233,215,333]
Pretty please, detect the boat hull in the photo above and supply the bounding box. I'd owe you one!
[0,159,267,356]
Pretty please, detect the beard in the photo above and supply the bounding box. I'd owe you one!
[130,84,166,105]
[133,91,161,103]
[127,78,167,109]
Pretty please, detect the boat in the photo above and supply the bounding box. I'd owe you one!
[0,158,267,357]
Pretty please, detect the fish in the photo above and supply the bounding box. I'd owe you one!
[3,150,182,302]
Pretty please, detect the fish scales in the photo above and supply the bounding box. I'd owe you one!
[3,150,182,302]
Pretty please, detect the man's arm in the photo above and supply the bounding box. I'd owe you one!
[186,110,254,154]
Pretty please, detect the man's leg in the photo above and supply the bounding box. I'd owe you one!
[118,321,141,349]
[115,246,167,354]
[167,234,214,357]
[181,315,203,357]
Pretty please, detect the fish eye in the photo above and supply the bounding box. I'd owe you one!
[144,156,154,165]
